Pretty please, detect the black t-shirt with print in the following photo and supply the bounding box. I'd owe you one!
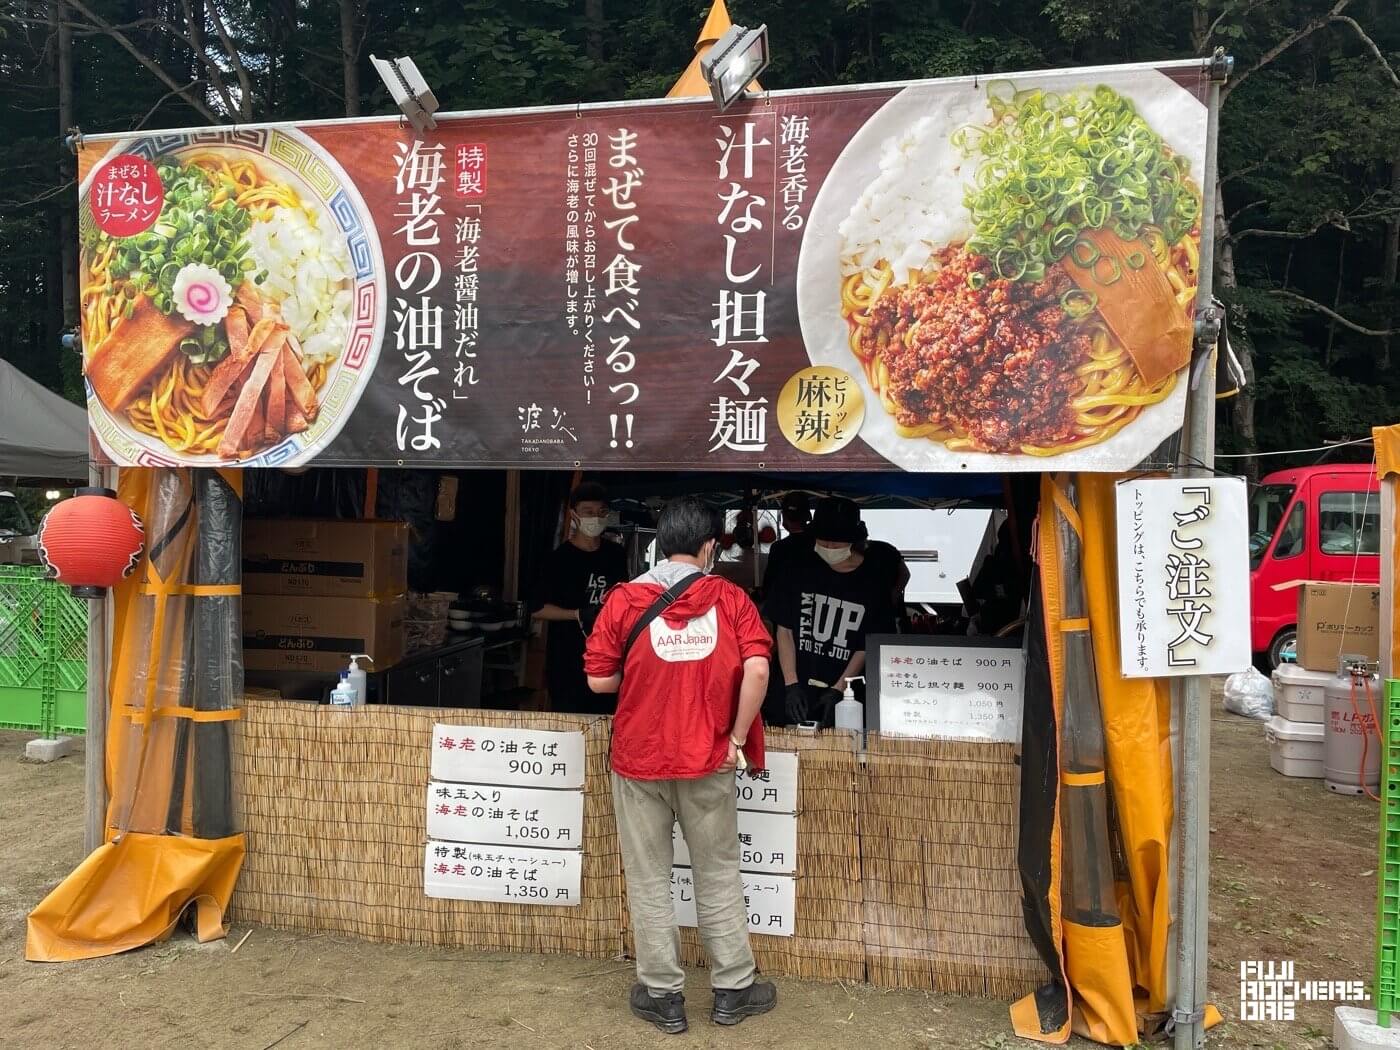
[772,558,896,692]
[538,540,628,713]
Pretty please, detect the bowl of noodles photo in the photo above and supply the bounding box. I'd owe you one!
[78,128,384,467]
[796,68,1207,470]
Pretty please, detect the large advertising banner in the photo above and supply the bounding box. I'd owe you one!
[76,60,1209,472]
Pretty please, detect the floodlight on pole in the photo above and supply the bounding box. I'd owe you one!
[370,54,440,133]
[700,24,769,112]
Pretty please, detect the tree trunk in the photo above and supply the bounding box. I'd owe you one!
[584,0,604,64]
[54,0,80,398]
[1382,158,1399,370]
[340,0,360,116]
[1215,173,1259,477]
[1325,237,1345,367]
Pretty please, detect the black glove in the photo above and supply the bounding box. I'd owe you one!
[784,683,809,724]
[815,687,843,728]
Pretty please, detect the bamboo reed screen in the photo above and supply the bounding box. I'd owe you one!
[231,700,621,958]
[232,702,1049,999]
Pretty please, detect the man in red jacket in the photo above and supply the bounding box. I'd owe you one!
[585,497,777,1034]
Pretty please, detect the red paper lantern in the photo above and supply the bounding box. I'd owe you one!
[757,525,778,545]
[38,487,145,599]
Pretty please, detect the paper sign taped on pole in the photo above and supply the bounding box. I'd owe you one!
[426,781,584,849]
[671,867,795,938]
[735,751,798,813]
[424,840,581,906]
[673,810,797,874]
[1114,476,1251,677]
[430,724,585,788]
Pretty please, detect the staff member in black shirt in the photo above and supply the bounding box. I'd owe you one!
[761,491,812,598]
[532,482,628,714]
[772,498,895,726]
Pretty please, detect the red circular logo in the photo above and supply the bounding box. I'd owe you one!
[90,154,164,237]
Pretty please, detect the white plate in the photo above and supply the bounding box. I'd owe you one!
[796,67,1207,472]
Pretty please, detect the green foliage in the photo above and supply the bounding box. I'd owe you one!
[0,0,1396,458]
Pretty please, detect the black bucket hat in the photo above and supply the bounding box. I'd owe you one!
[811,497,862,543]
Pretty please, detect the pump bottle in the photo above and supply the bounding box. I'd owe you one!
[346,653,373,706]
[835,676,865,740]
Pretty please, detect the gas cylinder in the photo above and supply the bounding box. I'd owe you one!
[1323,664,1381,796]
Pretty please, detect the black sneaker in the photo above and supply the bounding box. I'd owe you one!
[629,983,688,1034]
[711,980,778,1025]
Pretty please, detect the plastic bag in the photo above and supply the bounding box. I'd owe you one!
[1223,667,1273,720]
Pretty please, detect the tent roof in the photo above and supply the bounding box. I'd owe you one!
[0,359,89,482]
[596,470,1003,507]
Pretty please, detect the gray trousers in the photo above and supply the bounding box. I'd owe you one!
[612,769,757,994]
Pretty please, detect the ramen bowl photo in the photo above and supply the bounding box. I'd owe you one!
[78,128,385,468]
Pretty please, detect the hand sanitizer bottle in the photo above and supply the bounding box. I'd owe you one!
[330,672,356,707]
[346,654,372,706]
[835,676,865,743]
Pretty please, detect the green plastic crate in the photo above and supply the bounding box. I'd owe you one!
[1375,679,1400,1026]
[0,565,87,737]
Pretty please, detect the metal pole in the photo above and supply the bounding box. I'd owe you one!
[1174,50,1230,1050]
[83,463,111,854]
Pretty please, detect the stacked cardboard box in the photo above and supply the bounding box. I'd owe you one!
[242,519,409,674]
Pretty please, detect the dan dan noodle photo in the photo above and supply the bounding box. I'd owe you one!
[81,150,353,461]
[839,82,1200,456]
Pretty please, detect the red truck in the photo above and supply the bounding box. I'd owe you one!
[1249,462,1379,668]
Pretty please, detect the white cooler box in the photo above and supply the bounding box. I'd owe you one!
[1266,715,1325,778]
[1271,663,1331,723]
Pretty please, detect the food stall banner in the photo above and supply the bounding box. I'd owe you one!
[76,60,1209,473]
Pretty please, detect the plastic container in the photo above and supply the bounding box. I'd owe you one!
[346,654,371,706]
[1324,669,1382,796]
[1266,715,1325,778]
[1271,663,1331,723]
[330,672,357,707]
[835,676,865,743]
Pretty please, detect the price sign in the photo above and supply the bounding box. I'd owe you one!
[424,841,581,906]
[671,868,795,937]
[426,781,584,848]
[430,724,586,788]
[868,637,1025,743]
[673,810,798,875]
[735,751,798,814]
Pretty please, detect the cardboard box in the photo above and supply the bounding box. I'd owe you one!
[243,594,406,674]
[1279,580,1381,672]
[243,519,408,598]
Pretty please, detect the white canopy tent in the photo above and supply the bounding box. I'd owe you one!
[0,358,88,482]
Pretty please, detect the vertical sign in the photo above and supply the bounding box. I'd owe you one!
[1115,477,1251,678]
[424,724,586,906]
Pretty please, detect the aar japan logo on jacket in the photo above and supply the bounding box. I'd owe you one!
[649,607,719,663]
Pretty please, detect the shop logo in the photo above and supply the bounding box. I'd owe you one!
[650,607,718,663]
[1239,960,1365,1021]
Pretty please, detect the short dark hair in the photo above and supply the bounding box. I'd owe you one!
[571,481,609,507]
[656,497,721,559]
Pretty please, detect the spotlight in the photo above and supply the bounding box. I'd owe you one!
[701,24,770,112]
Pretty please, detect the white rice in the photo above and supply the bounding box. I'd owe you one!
[837,96,984,285]
[246,206,353,365]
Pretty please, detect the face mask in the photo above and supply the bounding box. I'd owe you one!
[575,516,607,538]
[703,542,718,574]
[815,544,852,566]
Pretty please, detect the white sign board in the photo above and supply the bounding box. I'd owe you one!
[427,781,584,848]
[673,810,797,874]
[430,724,586,788]
[735,751,798,814]
[424,841,582,906]
[671,868,795,938]
[1115,477,1251,678]
[871,641,1025,742]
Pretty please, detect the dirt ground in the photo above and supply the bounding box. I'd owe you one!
[0,713,1378,1050]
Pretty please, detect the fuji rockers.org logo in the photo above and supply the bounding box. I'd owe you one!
[1238,960,1366,1021]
